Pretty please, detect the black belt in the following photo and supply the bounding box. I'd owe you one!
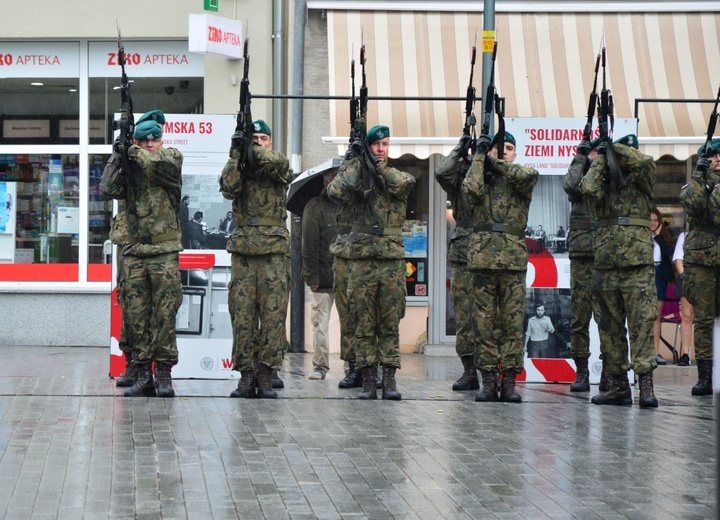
[454,220,472,228]
[239,217,284,227]
[569,218,598,231]
[473,223,525,238]
[351,224,402,236]
[132,231,181,244]
[597,217,649,228]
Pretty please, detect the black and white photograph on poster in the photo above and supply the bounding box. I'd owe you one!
[525,175,570,256]
[179,175,233,251]
[523,288,572,359]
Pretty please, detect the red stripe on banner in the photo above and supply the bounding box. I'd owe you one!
[528,251,558,287]
[88,263,112,282]
[0,263,78,281]
[110,353,125,378]
[531,358,576,382]
[110,287,122,343]
[179,253,216,270]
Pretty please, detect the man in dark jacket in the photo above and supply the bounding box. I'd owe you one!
[302,171,339,380]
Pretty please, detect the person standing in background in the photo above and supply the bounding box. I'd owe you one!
[672,231,694,367]
[302,171,339,380]
[650,206,675,366]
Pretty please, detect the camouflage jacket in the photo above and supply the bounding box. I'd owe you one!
[301,190,338,291]
[108,201,130,247]
[461,152,539,271]
[328,197,355,259]
[100,146,183,257]
[435,142,474,264]
[579,143,655,270]
[327,157,415,260]
[220,144,291,256]
[680,166,720,267]
[563,153,596,259]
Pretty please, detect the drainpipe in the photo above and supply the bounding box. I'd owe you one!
[288,0,307,353]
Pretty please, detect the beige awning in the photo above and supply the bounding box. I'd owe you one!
[326,10,720,160]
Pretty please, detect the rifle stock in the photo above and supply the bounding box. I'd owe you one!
[480,41,498,138]
[584,52,601,142]
[598,45,623,190]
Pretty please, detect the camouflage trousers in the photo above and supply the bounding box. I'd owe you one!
[683,263,720,360]
[450,261,475,358]
[229,253,290,372]
[333,256,355,364]
[569,257,599,359]
[121,252,182,365]
[347,258,406,369]
[115,252,132,356]
[471,269,526,374]
[593,265,657,375]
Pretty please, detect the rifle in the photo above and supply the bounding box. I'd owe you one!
[114,24,140,188]
[462,34,478,156]
[236,35,258,174]
[597,43,623,189]
[480,40,498,140]
[701,84,720,158]
[583,51,602,142]
[357,43,382,197]
[349,53,359,143]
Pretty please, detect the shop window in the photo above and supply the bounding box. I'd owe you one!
[0,78,80,145]
[391,156,429,299]
[89,78,204,144]
[2,153,79,264]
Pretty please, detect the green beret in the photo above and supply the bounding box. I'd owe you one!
[698,137,720,156]
[367,125,390,145]
[252,119,272,137]
[491,131,516,147]
[136,110,166,125]
[614,134,639,149]
[133,120,163,140]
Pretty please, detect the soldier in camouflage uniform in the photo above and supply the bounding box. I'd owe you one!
[301,172,339,380]
[101,110,184,398]
[327,125,416,400]
[680,138,720,396]
[462,131,539,403]
[580,136,659,407]
[220,119,291,399]
[435,135,479,391]
[563,138,623,392]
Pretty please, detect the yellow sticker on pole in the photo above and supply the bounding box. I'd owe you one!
[483,30,496,53]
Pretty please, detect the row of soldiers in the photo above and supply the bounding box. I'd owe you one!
[438,128,720,406]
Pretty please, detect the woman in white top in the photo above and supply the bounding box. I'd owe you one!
[672,232,694,366]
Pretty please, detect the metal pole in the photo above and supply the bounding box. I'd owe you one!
[481,0,496,135]
[272,0,284,153]
[288,0,307,354]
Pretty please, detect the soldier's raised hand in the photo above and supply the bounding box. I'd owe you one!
[577,139,591,156]
[476,134,492,154]
[231,130,246,148]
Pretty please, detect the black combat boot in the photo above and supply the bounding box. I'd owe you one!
[257,365,278,399]
[638,372,658,408]
[375,364,382,389]
[123,362,156,397]
[598,357,608,392]
[154,362,176,398]
[115,351,138,387]
[230,370,257,398]
[357,366,377,400]
[338,361,362,389]
[591,372,632,405]
[475,371,499,402]
[452,355,480,391]
[500,370,522,403]
[270,369,284,389]
[570,357,590,392]
[381,365,402,400]
[691,359,713,396]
